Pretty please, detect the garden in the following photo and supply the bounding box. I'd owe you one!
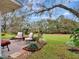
[1,0,79,59]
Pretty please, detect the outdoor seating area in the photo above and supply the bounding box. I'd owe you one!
[1,32,46,59]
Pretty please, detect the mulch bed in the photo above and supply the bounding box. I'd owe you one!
[23,40,47,52]
[68,47,79,54]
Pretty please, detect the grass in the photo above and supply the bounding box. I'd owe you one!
[1,33,15,39]
[27,34,79,59]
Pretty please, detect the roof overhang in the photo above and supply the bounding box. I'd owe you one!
[0,0,21,14]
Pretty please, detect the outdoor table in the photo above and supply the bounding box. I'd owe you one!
[1,40,11,51]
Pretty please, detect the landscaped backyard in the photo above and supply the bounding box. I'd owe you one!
[1,0,79,59]
[2,34,79,59]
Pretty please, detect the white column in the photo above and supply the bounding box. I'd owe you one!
[0,11,2,57]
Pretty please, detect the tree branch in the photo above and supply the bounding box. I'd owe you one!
[28,4,79,18]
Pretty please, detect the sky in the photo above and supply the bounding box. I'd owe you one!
[16,0,79,21]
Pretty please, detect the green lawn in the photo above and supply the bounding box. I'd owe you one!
[1,34,15,39]
[27,34,79,59]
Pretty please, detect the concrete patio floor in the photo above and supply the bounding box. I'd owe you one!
[1,40,28,58]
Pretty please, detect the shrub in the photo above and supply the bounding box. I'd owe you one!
[33,33,43,41]
[69,28,79,47]
[1,33,6,36]
[25,42,38,52]
[28,43,38,49]
[33,35,39,41]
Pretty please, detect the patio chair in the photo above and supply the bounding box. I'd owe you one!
[25,32,33,41]
[15,32,25,40]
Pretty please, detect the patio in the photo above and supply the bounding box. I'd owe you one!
[2,40,31,59]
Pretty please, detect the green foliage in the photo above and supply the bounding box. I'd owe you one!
[1,33,15,39]
[1,33,6,36]
[33,32,43,41]
[29,15,79,34]
[27,42,38,50]
[33,34,39,41]
[70,28,79,39]
[69,28,79,47]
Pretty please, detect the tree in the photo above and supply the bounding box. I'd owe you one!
[8,15,25,34]
[29,19,48,33]
[30,15,79,34]
[1,13,12,33]
[26,3,79,18]
[57,15,79,34]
